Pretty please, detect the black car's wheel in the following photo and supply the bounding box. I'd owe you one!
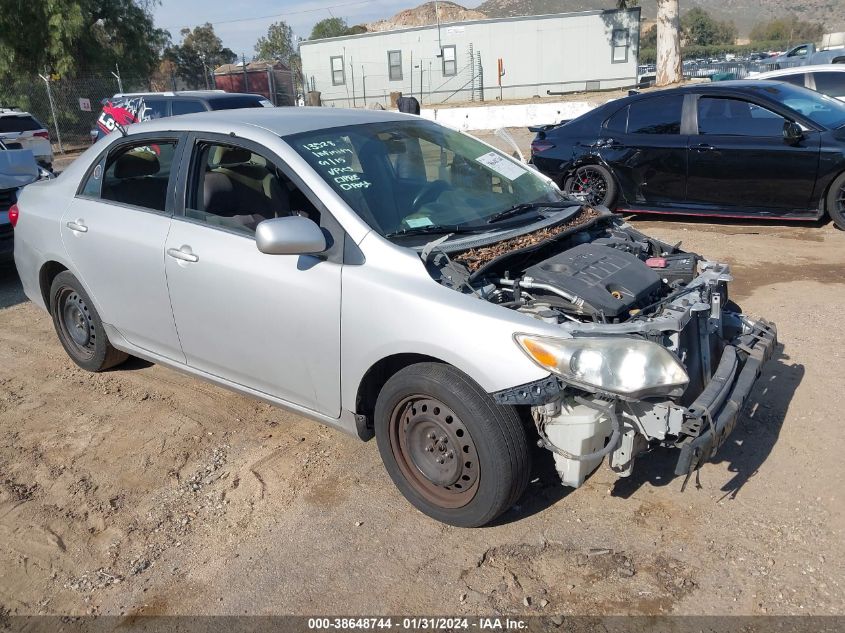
[374,363,530,527]
[49,271,128,372]
[564,164,617,208]
[827,171,845,231]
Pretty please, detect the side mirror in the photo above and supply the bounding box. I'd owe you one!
[783,121,803,144]
[255,216,327,255]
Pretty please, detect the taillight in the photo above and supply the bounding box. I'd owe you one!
[33,131,49,139]
[8,204,19,228]
[531,139,555,155]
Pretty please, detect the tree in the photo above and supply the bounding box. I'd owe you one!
[749,15,823,45]
[619,0,681,86]
[254,21,295,64]
[0,0,168,79]
[310,17,351,40]
[165,23,236,89]
[682,7,736,47]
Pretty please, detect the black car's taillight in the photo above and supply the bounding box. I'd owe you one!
[531,139,555,155]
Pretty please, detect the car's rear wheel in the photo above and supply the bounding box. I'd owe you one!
[374,363,530,527]
[49,271,128,372]
[563,164,617,208]
[827,171,845,230]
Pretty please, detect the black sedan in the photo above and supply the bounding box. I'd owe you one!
[530,81,845,229]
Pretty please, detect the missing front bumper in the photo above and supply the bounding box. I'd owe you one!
[674,317,778,476]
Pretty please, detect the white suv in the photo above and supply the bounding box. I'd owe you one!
[0,108,53,169]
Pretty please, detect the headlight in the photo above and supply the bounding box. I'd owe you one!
[514,334,689,399]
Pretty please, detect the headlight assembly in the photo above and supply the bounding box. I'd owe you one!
[514,334,689,399]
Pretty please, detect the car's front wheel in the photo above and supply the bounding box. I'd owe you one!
[563,164,617,208]
[374,363,530,527]
[827,171,845,230]
[49,271,128,372]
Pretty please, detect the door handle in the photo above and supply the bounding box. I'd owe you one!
[167,247,199,263]
[692,143,716,152]
[66,220,88,233]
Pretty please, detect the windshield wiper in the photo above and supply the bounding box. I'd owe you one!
[486,200,577,224]
[384,224,488,239]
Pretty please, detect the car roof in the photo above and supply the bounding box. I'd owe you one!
[755,65,845,78]
[124,106,414,137]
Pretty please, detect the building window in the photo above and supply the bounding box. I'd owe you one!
[330,56,345,86]
[442,45,457,77]
[611,29,629,63]
[388,50,403,81]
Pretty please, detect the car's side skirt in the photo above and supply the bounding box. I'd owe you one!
[618,205,822,222]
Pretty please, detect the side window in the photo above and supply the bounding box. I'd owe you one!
[773,72,806,88]
[99,140,178,212]
[697,97,785,136]
[186,142,319,236]
[605,106,629,133]
[331,56,345,86]
[442,45,457,77]
[611,29,629,63]
[171,100,206,115]
[79,157,105,198]
[812,72,845,98]
[789,46,808,58]
[627,95,684,134]
[388,50,402,81]
[143,99,168,119]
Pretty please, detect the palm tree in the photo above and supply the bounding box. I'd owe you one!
[618,0,681,86]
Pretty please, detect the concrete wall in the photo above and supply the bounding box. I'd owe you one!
[299,8,640,108]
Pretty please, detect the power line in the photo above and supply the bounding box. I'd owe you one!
[162,0,376,30]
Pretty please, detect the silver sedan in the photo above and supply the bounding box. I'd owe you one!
[12,108,776,526]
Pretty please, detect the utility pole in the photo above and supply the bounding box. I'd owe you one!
[242,53,249,92]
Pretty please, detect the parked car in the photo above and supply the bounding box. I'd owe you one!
[0,140,49,259]
[93,90,273,141]
[0,108,53,170]
[753,65,845,101]
[773,42,845,68]
[529,81,845,229]
[13,109,776,526]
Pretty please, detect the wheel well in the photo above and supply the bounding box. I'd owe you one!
[355,353,444,436]
[821,170,845,215]
[39,261,68,308]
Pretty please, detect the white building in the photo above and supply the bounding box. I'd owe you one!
[299,7,641,107]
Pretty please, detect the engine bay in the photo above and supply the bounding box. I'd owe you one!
[427,207,701,325]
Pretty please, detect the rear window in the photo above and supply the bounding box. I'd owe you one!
[0,115,43,133]
[207,96,269,111]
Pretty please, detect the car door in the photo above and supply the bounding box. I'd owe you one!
[598,93,688,206]
[686,95,820,211]
[164,133,342,416]
[61,134,186,360]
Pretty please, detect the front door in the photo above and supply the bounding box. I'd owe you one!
[686,95,820,211]
[163,136,342,416]
[60,136,184,360]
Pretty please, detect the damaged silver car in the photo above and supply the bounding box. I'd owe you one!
[12,109,776,527]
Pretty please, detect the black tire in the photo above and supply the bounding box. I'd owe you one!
[563,163,618,208]
[49,271,128,372]
[374,362,530,527]
[826,171,845,231]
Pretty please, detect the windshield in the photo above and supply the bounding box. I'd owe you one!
[755,82,845,128]
[285,119,566,237]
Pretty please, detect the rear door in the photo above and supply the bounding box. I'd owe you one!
[686,94,820,211]
[598,93,688,206]
[163,133,343,415]
[60,133,186,360]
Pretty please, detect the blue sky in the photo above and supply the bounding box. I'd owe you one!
[153,0,484,57]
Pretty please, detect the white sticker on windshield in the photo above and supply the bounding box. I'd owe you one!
[404,216,435,228]
[475,151,527,181]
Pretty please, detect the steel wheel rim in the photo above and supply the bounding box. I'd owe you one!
[388,395,480,509]
[56,287,96,360]
[568,167,609,206]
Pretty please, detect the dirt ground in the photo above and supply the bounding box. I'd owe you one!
[1,141,844,619]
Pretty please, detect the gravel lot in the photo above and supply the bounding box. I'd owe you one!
[1,137,843,618]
